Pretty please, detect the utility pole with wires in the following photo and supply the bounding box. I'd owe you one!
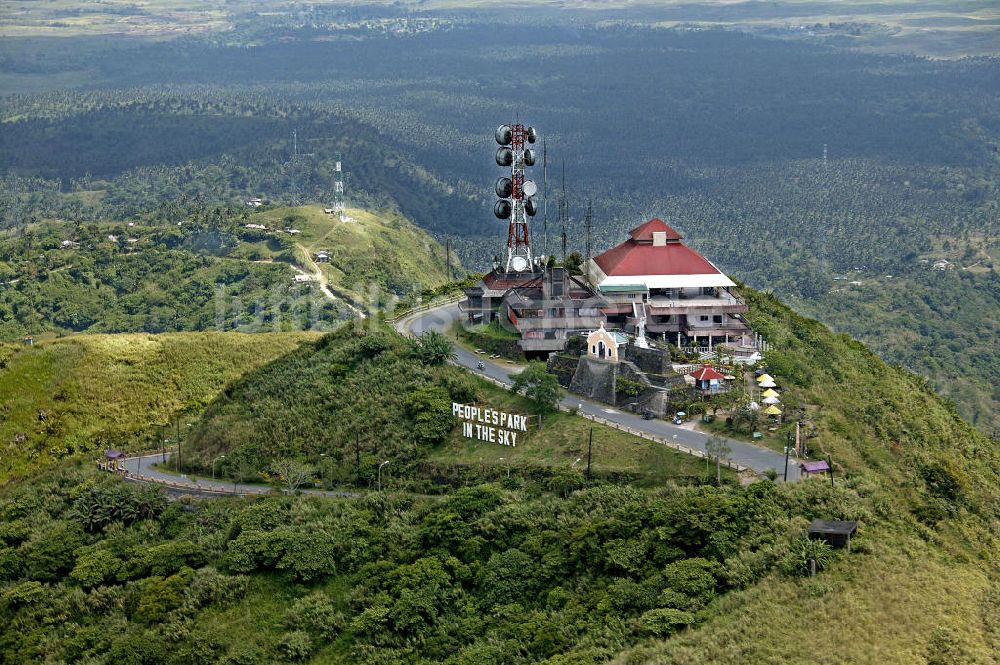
[445,238,452,280]
[584,199,593,271]
[586,427,593,480]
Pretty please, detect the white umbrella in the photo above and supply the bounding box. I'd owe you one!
[758,379,777,388]
[762,395,781,405]
[747,401,760,411]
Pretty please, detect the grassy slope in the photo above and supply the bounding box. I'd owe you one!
[183,325,719,488]
[252,205,457,296]
[612,288,1000,664]
[430,383,718,485]
[0,332,318,483]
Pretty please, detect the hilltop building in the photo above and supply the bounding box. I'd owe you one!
[462,266,601,354]
[587,218,754,351]
[463,218,756,358]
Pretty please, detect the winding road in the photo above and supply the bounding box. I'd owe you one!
[396,302,800,481]
[121,452,359,497]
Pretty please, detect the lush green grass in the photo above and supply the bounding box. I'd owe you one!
[253,205,457,298]
[184,325,720,490]
[608,287,1000,664]
[432,376,726,486]
[0,331,318,483]
[616,523,1000,664]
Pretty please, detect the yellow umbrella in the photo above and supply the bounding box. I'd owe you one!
[763,405,782,415]
[761,388,780,398]
[756,373,774,384]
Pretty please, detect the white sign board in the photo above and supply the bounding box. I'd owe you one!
[452,402,527,447]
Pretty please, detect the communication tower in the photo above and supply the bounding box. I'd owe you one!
[332,151,346,221]
[493,123,539,273]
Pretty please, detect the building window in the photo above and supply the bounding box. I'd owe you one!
[699,315,709,322]
[592,345,597,354]
[713,315,723,324]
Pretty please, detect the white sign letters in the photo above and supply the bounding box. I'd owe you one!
[452,402,527,447]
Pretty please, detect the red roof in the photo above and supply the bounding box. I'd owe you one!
[629,218,682,242]
[483,273,538,290]
[690,365,725,381]
[593,235,722,277]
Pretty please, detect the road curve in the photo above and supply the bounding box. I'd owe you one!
[396,302,800,481]
[121,453,359,497]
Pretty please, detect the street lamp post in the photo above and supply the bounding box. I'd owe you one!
[319,453,326,489]
[213,455,226,482]
[378,460,389,492]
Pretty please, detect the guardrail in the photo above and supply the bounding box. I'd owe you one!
[387,294,465,328]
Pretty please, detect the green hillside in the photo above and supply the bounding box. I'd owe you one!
[0,288,998,664]
[251,206,458,298]
[0,204,456,341]
[0,332,318,483]
[183,325,714,490]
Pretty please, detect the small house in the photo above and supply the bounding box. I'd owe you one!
[22,336,33,347]
[316,251,330,263]
[800,459,830,476]
[587,323,628,362]
[293,274,314,283]
[932,259,954,271]
[807,519,858,551]
[689,365,725,393]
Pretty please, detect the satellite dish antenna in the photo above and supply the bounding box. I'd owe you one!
[496,147,513,167]
[522,180,538,197]
[494,200,512,219]
[496,125,513,146]
[510,256,529,272]
[495,177,513,198]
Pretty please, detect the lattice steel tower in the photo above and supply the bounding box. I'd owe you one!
[332,151,346,221]
[493,123,538,273]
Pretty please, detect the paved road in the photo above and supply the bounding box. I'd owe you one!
[397,303,800,481]
[122,453,359,497]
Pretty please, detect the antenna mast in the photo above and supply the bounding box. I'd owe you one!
[542,139,548,259]
[332,151,346,221]
[494,123,539,273]
[560,159,567,262]
[584,199,593,268]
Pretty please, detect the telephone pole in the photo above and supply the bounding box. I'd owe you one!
[586,427,593,480]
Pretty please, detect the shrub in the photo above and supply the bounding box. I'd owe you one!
[24,521,87,582]
[278,630,314,661]
[662,558,719,608]
[780,537,834,577]
[70,549,122,588]
[284,591,344,640]
[638,608,695,636]
[134,572,190,623]
[71,481,167,532]
[410,331,455,366]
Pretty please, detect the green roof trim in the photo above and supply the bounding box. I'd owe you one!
[599,284,647,293]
